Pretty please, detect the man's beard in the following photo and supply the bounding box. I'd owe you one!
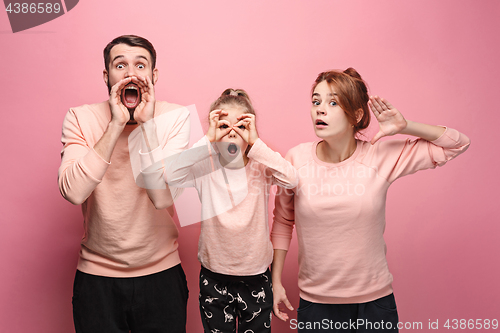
[127,108,137,124]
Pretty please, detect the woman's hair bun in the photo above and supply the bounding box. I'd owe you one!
[343,67,363,80]
[210,88,255,116]
[221,88,250,99]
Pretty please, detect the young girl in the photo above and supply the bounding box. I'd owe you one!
[166,89,298,333]
[271,68,470,332]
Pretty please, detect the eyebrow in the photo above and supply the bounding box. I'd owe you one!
[312,92,337,97]
[111,55,150,64]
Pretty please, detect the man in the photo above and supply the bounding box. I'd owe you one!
[58,35,190,333]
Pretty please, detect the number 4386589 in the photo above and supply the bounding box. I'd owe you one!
[444,319,498,330]
[5,2,61,14]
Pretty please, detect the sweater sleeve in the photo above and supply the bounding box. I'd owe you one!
[58,108,110,205]
[270,148,297,251]
[373,127,470,183]
[164,136,218,188]
[138,107,191,208]
[247,138,298,189]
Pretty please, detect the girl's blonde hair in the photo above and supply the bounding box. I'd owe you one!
[210,88,255,115]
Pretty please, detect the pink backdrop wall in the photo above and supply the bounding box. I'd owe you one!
[1,0,498,332]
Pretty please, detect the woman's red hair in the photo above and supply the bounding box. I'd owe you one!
[312,68,371,135]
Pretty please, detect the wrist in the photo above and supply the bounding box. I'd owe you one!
[139,118,156,130]
[272,281,283,290]
[399,119,412,135]
[137,117,154,126]
[108,120,126,132]
[272,279,283,286]
[271,273,283,283]
[249,136,259,146]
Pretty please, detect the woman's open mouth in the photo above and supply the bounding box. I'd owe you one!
[121,83,141,109]
[315,119,328,129]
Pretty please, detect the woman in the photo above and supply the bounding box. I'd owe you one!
[271,68,470,332]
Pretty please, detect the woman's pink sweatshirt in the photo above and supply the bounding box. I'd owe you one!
[272,127,470,304]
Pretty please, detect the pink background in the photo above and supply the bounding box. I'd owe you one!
[1,0,499,332]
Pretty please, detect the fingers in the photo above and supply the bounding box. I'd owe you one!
[233,119,249,129]
[377,96,394,110]
[131,76,155,100]
[108,78,132,125]
[237,113,256,127]
[130,76,145,90]
[370,130,385,145]
[209,110,222,127]
[231,125,246,141]
[216,130,233,141]
[369,96,385,116]
[216,120,232,139]
[369,96,395,114]
[273,304,289,321]
[272,285,293,322]
[110,77,133,100]
[283,296,294,311]
[237,113,255,120]
[273,296,293,321]
[368,100,379,118]
[218,119,231,127]
[209,109,219,122]
[209,109,228,122]
[209,112,256,143]
[233,119,253,140]
[207,110,231,141]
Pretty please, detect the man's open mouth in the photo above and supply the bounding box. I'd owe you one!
[121,83,141,109]
[227,143,239,155]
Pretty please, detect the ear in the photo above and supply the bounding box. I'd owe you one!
[103,69,109,86]
[152,68,159,85]
[355,108,363,124]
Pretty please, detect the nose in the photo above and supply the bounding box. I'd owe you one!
[316,104,326,115]
[228,128,237,138]
[125,66,137,78]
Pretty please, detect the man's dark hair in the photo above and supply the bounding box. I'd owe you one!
[103,35,157,72]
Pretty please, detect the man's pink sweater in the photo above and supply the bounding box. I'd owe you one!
[58,101,190,277]
[272,128,470,304]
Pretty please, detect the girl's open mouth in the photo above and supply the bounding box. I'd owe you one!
[227,143,239,155]
[121,83,141,109]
